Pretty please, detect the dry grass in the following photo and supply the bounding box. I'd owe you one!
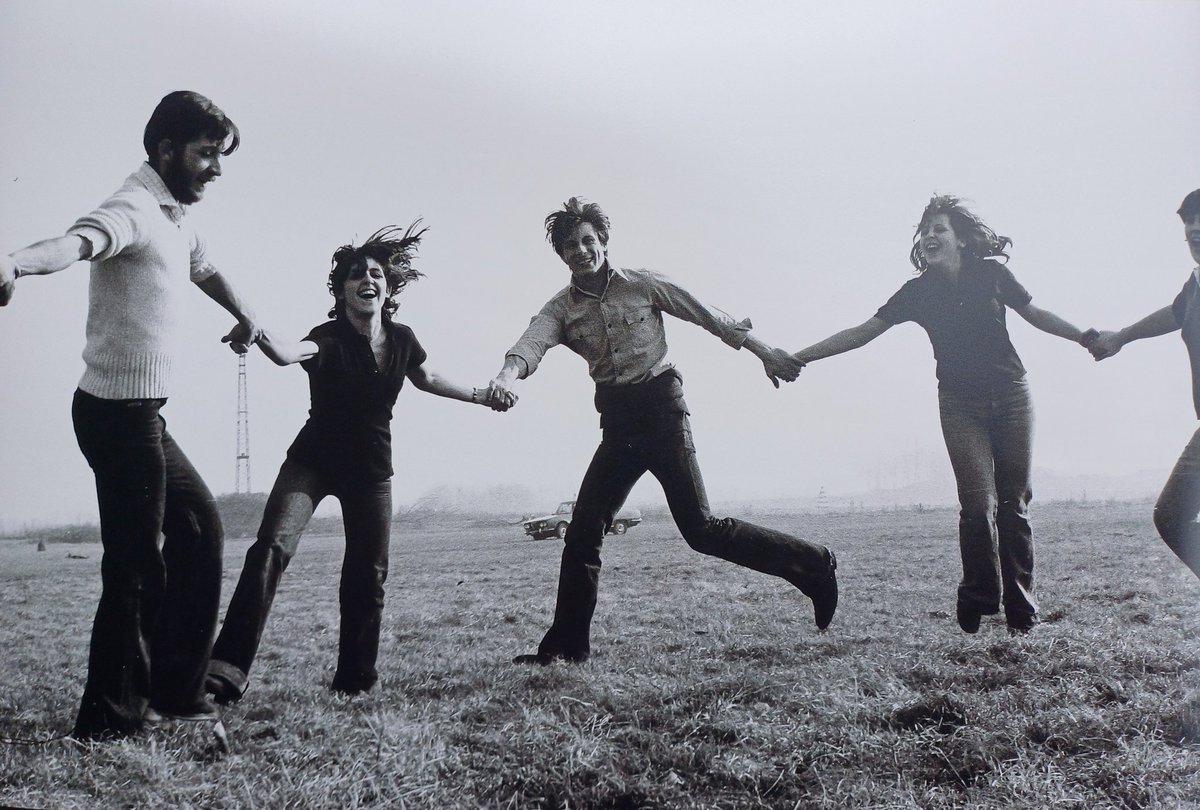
[1,500,1198,808]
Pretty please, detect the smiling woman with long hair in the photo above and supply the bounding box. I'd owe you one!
[205,223,509,703]
[792,195,1094,635]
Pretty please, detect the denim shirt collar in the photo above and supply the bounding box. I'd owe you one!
[570,261,627,300]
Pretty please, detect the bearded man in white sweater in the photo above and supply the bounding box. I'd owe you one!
[0,91,260,741]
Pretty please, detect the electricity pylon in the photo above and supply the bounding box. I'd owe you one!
[235,354,251,494]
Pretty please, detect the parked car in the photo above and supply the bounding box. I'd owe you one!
[522,500,643,540]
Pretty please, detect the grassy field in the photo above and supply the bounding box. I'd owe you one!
[1,500,1198,809]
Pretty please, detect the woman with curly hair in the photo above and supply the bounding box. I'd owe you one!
[792,196,1092,635]
[206,223,508,701]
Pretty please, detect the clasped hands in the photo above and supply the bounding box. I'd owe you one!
[482,379,519,412]
[1079,328,1123,361]
[220,321,265,354]
[762,347,805,388]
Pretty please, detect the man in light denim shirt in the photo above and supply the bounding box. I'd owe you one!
[488,197,839,665]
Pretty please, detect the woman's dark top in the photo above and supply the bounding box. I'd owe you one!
[875,257,1033,394]
[1171,271,1200,419]
[286,318,427,483]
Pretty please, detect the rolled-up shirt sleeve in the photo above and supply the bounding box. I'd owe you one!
[189,230,218,283]
[647,271,751,350]
[505,295,567,378]
[68,192,144,261]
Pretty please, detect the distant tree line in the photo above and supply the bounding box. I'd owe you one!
[7,488,537,545]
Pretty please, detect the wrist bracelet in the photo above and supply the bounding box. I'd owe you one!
[471,387,481,404]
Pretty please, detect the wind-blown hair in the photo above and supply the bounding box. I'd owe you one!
[545,197,611,255]
[327,222,427,321]
[909,195,1012,272]
[1178,189,1200,221]
[143,91,240,159]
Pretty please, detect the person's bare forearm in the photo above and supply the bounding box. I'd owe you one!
[742,334,774,361]
[9,235,92,277]
[255,331,317,366]
[409,366,477,403]
[411,362,514,410]
[793,318,890,365]
[197,270,257,326]
[1,235,93,306]
[1118,306,1178,345]
[1016,303,1087,343]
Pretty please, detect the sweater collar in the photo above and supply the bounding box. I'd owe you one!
[132,162,187,221]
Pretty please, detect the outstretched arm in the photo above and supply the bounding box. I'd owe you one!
[224,328,318,366]
[197,270,262,352]
[1,235,93,305]
[1013,302,1090,345]
[410,362,514,411]
[793,317,891,365]
[1088,306,1178,360]
[645,272,801,387]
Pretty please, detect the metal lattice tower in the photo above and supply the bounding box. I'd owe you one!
[235,354,252,493]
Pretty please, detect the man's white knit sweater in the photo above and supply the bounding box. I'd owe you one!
[68,163,216,399]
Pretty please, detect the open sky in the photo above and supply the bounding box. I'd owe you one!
[1,0,1198,528]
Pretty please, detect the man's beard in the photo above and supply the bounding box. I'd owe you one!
[161,156,201,205]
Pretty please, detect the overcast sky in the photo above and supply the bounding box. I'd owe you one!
[1,0,1198,528]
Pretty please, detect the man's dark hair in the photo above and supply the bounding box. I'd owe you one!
[327,222,427,321]
[909,194,1012,272]
[545,197,611,255]
[143,91,240,159]
[1178,189,1200,221]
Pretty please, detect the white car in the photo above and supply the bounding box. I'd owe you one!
[522,500,643,540]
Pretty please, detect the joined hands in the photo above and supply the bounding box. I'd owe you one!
[762,347,804,388]
[483,379,518,412]
[221,322,265,354]
[1080,328,1123,361]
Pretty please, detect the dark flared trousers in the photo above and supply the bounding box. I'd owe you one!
[71,389,223,739]
[210,459,393,694]
[537,414,831,661]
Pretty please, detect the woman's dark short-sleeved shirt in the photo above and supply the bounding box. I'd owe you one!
[874,258,1032,393]
[1171,271,1200,419]
[286,318,427,483]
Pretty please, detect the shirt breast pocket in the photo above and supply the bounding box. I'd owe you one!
[621,305,658,340]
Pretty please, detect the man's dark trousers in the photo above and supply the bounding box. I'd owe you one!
[537,411,831,661]
[71,389,223,738]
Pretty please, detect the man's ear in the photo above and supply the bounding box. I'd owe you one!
[153,138,175,171]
